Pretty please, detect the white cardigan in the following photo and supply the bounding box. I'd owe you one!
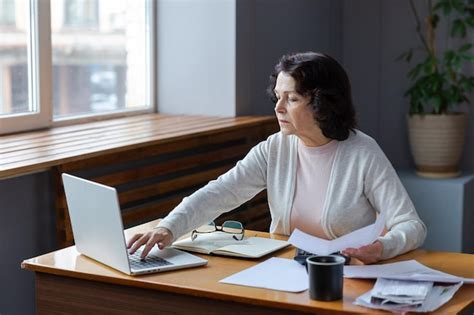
[158,130,427,260]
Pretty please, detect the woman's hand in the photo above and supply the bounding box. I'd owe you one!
[341,240,383,264]
[127,227,174,259]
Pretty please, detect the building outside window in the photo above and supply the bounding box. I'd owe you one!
[0,0,16,25]
[64,0,99,28]
[0,0,29,117]
[0,0,154,134]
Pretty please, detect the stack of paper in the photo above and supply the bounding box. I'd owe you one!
[355,279,463,312]
[370,278,433,307]
[345,260,471,312]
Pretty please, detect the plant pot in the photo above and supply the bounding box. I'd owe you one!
[407,113,468,178]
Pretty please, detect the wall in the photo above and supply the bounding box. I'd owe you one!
[237,0,343,116]
[0,173,56,315]
[156,0,236,116]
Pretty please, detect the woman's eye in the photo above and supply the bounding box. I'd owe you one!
[289,98,298,102]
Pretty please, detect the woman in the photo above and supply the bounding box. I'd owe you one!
[128,52,427,264]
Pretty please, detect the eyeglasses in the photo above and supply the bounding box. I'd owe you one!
[191,220,245,241]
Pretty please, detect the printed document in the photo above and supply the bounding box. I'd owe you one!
[355,280,463,312]
[219,257,308,292]
[288,212,385,255]
[344,260,474,284]
[371,278,433,305]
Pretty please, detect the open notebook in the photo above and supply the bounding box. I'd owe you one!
[172,232,290,258]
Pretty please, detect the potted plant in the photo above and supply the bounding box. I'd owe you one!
[399,0,474,178]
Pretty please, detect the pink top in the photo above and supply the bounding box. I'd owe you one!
[289,139,338,239]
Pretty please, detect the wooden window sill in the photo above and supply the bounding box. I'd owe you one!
[0,114,277,180]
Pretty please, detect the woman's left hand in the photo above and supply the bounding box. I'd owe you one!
[341,241,383,264]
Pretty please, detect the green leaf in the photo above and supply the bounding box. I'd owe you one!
[461,80,471,92]
[460,54,474,61]
[422,56,437,74]
[466,16,474,27]
[451,19,467,37]
[451,0,465,13]
[406,49,413,62]
[408,64,423,79]
[396,51,407,61]
[459,43,473,53]
[451,85,462,103]
[442,1,452,14]
[460,76,474,91]
[434,0,452,15]
[452,55,462,70]
[444,50,455,63]
[432,95,443,113]
[396,49,413,62]
[433,2,444,12]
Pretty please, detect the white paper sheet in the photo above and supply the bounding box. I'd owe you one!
[219,257,308,292]
[344,260,474,284]
[288,212,386,255]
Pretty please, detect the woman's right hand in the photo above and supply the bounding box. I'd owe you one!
[127,227,174,259]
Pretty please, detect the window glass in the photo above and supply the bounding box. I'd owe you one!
[64,0,99,28]
[0,0,31,116]
[51,0,149,118]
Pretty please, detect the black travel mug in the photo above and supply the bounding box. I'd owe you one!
[306,255,344,301]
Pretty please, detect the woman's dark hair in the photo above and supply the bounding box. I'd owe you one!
[267,52,356,141]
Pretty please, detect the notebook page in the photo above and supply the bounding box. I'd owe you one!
[213,237,289,258]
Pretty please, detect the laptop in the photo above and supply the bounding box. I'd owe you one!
[62,173,208,276]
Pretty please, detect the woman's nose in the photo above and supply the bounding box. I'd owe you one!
[275,99,286,113]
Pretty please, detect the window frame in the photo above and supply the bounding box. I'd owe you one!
[0,0,157,134]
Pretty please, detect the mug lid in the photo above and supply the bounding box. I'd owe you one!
[306,254,345,265]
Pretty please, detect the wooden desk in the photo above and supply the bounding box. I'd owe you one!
[22,220,474,314]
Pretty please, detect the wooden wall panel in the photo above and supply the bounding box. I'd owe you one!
[51,116,278,247]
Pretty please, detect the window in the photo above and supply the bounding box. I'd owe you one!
[0,0,30,117]
[0,0,155,134]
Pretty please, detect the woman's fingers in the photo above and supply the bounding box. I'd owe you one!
[127,227,173,258]
[341,248,357,256]
[141,234,162,259]
[341,241,383,264]
[128,233,151,255]
[126,233,143,249]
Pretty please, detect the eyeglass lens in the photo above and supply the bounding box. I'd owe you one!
[221,220,243,233]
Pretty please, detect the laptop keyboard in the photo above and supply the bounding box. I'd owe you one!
[128,251,173,270]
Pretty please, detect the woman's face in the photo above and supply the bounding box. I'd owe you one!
[274,72,322,143]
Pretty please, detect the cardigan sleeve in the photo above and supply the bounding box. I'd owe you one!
[363,141,427,260]
[157,139,269,241]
